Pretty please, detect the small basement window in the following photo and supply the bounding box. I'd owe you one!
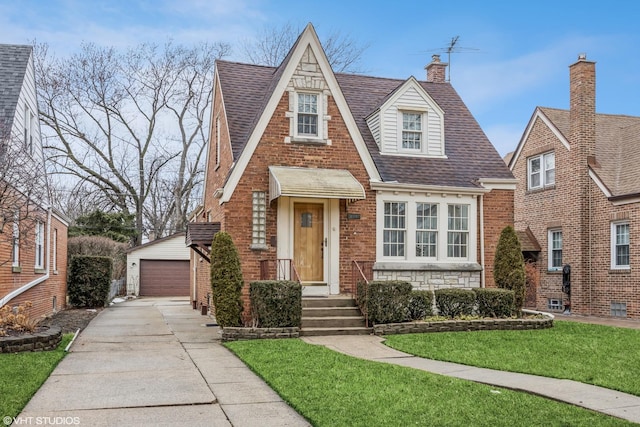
[611,302,627,318]
[547,298,563,311]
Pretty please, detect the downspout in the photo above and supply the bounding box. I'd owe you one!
[0,207,52,308]
[479,194,486,288]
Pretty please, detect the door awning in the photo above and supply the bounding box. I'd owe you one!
[269,166,366,202]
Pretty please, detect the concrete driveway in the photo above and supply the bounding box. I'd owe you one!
[19,297,310,427]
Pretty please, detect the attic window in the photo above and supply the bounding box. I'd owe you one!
[297,93,318,137]
[402,112,422,150]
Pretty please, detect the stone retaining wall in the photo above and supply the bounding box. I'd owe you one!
[373,317,553,336]
[0,326,62,353]
[221,327,299,342]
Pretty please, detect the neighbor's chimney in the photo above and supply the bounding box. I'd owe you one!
[569,53,596,159]
[426,54,448,83]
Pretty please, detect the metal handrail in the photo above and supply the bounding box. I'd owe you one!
[260,259,301,283]
[351,260,373,326]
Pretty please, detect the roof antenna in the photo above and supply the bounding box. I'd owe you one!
[426,36,480,82]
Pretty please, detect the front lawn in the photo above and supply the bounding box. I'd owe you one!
[384,321,640,396]
[0,334,73,418]
[225,338,632,427]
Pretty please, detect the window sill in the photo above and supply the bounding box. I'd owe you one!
[526,185,555,194]
[53,270,59,275]
[250,244,269,251]
[12,266,22,273]
[374,262,482,272]
[609,268,631,274]
[34,268,46,274]
[547,269,562,274]
[290,136,327,145]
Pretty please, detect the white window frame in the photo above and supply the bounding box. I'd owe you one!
[377,193,477,263]
[416,203,437,258]
[295,92,321,139]
[401,112,423,151]
[383,202,406,258]
[53,228,58,273]
[397,110,427,154]
[251,191,267,249]
[548,229,563,271]
[611,221,630,269]
[12,211,19,267]
[35,221,44,269]
[528,152,555,190]
[447,204,469,259]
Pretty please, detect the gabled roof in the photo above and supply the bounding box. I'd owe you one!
[0,44,32,138]
[215,26,513,191]
[538,107,640,198]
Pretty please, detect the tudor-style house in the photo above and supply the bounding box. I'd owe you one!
[188,24,515,323]
[0,44,68,319]
[509,54,640,319]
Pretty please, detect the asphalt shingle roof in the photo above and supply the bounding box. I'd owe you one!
[216,59,514,188]
[540,107,640,198]
[0,44,32,139]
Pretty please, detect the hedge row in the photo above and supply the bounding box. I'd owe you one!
[68,255,112,307]
[357,281,515,324]
[250,281,302,328]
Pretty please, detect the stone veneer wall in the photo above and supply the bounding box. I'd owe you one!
[373,268,481,290]
[0,326,62,353]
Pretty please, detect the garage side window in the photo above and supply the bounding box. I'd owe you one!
[251,191,267,249]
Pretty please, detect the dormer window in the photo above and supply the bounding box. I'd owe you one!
[401,112,422,150]
[297,93,318,137]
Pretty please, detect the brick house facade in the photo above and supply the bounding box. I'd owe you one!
[189,25,515,321]
[509,54,640,319]
[1,44,69,320]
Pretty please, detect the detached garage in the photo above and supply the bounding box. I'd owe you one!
[126,233,190,297]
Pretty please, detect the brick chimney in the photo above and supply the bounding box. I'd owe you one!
[425,54,448,83]
[569,53,596,160]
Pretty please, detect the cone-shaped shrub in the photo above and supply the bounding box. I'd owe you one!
[493,225,526,313]
[210,232,243,327]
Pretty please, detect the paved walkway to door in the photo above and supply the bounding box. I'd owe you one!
[19,297,310,427]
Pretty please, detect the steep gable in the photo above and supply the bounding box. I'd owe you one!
[0,44,32,139]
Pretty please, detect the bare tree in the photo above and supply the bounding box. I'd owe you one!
[35,41,230,245]
[240,22,369,73]
[0,123,48,267]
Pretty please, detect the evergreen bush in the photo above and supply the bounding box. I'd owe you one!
[250,281,302,327]
[68,256,112,307]
[210,232,243,327]
[435,288,475,318]
[361,281,413,324]
[475,288,514,318]
[406,290,434,320]
[493,226,526,314]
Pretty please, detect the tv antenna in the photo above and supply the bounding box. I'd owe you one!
[425,36,480,82]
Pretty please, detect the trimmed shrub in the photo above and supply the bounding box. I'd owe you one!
[475,288,514,318]
[210,232,243,328]
[250,281,302,328]
[68,256,112,307]
[360,281,413,325]
[435,288,475,318]
[494,226,526,313]
[406,290,434,320]
[68,235,127,280]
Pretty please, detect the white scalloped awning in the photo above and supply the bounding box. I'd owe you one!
[268,166,366,202]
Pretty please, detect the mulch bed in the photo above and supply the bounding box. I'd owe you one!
[38,307,104,334]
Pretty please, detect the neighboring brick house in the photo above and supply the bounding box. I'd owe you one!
[509,54,640,319]
[0,44,69,320]
[188,24,515,319]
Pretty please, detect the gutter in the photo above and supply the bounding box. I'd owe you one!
[0,207,52,308]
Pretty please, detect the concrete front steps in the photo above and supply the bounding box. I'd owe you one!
[300,296,372,336]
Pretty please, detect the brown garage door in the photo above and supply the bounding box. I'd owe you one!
[139,260,190,296]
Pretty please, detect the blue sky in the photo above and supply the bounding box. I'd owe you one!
[2,0,640,156]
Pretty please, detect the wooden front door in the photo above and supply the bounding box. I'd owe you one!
[293,202,324,282]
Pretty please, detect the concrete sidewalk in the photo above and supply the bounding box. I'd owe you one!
[19,298,310,427]
[302,334,640,424]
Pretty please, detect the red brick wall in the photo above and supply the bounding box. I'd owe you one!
[482,189,515,288]
[0,211,68,321]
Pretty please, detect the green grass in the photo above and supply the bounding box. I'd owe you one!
[0,334,73,418]
[226,338,633,427]
[384,321,640,396]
